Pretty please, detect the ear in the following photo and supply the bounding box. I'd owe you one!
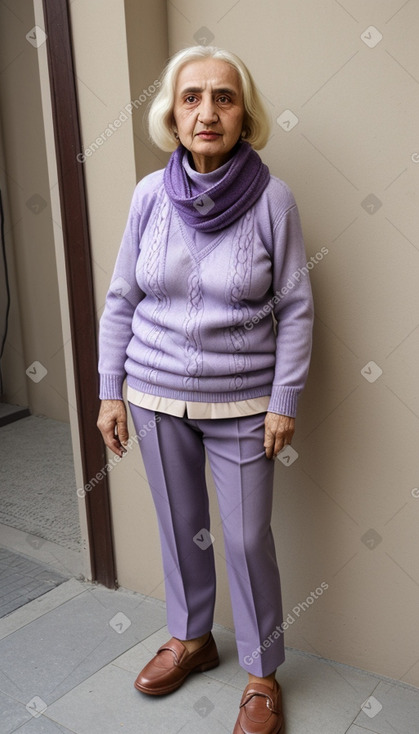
[241,116,251,140]
[170,112,178,135]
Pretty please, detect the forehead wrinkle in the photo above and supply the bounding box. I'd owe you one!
[179,85,239,97]
[176,61,242,96]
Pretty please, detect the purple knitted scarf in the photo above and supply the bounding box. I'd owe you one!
[163,141,271,232]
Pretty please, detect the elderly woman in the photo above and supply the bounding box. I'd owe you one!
[97,46,313,734]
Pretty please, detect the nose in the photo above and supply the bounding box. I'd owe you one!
[197,93,218,125]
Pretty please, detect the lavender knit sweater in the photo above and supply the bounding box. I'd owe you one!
[99,165,314,418]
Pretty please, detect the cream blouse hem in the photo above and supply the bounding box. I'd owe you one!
[126,386,270,419]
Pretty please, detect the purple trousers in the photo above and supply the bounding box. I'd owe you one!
[129,404,285,676]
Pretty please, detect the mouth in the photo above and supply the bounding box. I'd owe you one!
[196,131,221,140]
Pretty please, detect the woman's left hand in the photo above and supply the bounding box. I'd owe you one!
[264,412,295,460]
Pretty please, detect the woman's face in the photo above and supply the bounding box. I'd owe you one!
[172,58,246,173]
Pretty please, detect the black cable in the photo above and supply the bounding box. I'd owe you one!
[0,188,11,396]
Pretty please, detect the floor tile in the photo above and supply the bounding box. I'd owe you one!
[271,648,381,734]
[46,662,239,734]
[0,688,33,734]
[10,715,76,733]
[0,548,68,617]
[353,679,419,733]
[0,579,86,641]
[0,585,166,706]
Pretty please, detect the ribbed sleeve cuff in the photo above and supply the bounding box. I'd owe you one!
[267,386,299,418]
[99,374,125,400]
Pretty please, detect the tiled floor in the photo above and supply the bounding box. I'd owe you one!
[0,548,69,617]
[1,564,418,734]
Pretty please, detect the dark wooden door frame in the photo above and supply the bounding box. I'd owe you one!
[42,0,116,588]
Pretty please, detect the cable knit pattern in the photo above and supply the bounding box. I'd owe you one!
[98,160,314,417]
[141,189,171,385]
[224,208,254,392]
[183,269,204,390]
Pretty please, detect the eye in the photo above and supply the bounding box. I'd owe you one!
[185,95,198,104]
[217,95,230,104]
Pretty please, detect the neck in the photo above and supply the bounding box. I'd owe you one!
[190,146,238,173]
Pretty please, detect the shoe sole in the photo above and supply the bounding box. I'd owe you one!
[235,721,283,734]
[134,656,220,696]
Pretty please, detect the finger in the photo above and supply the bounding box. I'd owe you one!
[116,419,129,447]
[99,431,121,457]
[265,445,275,460]
[264,432,275,460]
[111,427,127,457]
[109,437,125,457]
[104,428,123,456]
[98,421,124,457]
[273,434,286,457]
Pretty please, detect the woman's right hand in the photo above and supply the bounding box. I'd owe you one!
[97,399,129,457]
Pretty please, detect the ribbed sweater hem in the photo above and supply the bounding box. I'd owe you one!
[99,373,300,417]
[126,377,273,404]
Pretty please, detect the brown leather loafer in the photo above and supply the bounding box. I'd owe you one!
[134,633,219,695]
[233,680,284,734]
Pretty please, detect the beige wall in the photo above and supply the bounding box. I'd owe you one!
[124,0,170,179]
[0,0,69,421]
[74,0,419,687]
